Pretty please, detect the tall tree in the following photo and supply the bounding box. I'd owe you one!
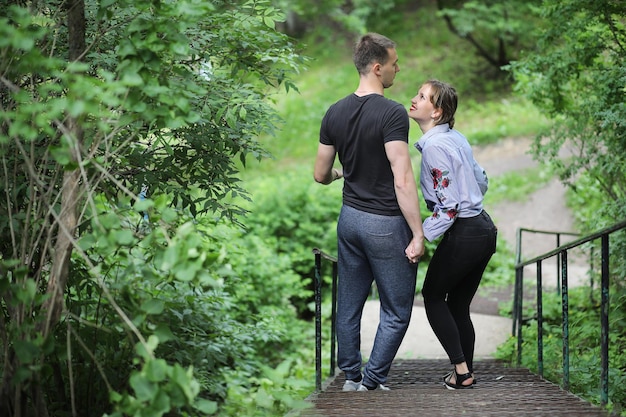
[436,0,544,77]
[0,0,302,415]
[509,0,626,218]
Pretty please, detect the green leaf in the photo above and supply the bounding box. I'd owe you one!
[149,389,171,415]
[49,146,75,167]
[145,358,168,382]
[15,280,37,304]
[134,198,153,212]
[255,387,274,408]
[121,71,144,86]
[130,372,157,402]
[140,298,164,315]
[194,398,218,414]
[112,229,134,245]
[14,339,40,364]
[263,16,275,28]
[174,260,201,282]
[135,335,159,360]
[152,324,175,343]
[170,364,199,402]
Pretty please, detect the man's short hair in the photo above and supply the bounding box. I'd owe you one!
[353,33,396,75]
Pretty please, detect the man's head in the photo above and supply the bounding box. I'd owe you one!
[353,33,400,88]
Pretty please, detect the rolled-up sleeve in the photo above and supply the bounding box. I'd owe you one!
[473,160,488,196]
[421,146,460,241]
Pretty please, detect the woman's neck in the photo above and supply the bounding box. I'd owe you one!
[418,120,437,134]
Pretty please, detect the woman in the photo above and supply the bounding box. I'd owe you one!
[409,79,497,389]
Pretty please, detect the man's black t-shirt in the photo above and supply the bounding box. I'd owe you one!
[320,93,410,216]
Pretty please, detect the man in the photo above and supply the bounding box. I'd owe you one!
[314,33,425,391]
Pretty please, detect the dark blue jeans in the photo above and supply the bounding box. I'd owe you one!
[336,205,418,387]
[422,210,497,372]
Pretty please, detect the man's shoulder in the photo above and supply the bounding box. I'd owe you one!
[325,94,356,113]
[380,96,408,116]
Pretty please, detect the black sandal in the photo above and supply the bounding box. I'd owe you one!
[444,369,474,390]
[442,370,476,385]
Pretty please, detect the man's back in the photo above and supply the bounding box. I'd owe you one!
[320,93,409,215]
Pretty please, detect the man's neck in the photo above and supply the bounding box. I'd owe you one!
[354,78,384,97]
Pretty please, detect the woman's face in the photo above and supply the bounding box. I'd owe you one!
[408,84,435,123]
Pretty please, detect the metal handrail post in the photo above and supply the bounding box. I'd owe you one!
[556,233,561,294]
[314,251,322,392]
[536,260,543,377]
[561,250,569,391]
[330,261,338,377]
[516,266,524,367]
[512,228,523,336]
[312,248,339,391]
[600,235,610,405]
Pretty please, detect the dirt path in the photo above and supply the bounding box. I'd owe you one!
[466,137,587,315]
[473,137,579,256]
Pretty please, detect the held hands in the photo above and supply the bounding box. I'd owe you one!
[405,236,425,264]
[331,168,343,181]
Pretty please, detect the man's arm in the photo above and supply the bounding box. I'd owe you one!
[314,143,342,184]
[385,140,425,261]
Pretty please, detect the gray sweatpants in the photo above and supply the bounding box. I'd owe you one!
[336,204,418,387]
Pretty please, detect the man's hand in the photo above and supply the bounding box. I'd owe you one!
[405,236,425,263]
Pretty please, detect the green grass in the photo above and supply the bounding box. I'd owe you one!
[245,3,549,178]
[484,164,555,205]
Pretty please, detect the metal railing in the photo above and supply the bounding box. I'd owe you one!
[513,219,626,406]
[511,228,580,337]
[312,248,338,392]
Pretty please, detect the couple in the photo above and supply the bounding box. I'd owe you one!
[313,33,497,391]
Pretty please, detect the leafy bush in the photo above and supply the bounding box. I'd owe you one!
[241,166,342,318]
[68,199,314,416]
[0,1,312,415]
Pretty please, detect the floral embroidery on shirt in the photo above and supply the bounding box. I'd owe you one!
[431,168,443,189]
[430,167,458,220]
[432,206,458,220]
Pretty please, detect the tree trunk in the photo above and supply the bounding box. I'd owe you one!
[39,0,85,333]
[36,2,86,416]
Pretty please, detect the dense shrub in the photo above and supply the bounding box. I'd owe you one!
[60,201,315,416]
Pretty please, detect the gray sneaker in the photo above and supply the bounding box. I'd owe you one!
[342,377,363,391]
[357,383,390,391]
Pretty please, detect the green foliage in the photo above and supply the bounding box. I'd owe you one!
[565,172,626,293]
[496,287,626,414]
[435,0,545,76]
[54,198,312,416]
[273,0,401,39]
[493,5,626,412]
[457,99,550,145]
[241,166,342,317]
[252,2,550,172]
[509,0,626,219]
[0,0,309,415]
